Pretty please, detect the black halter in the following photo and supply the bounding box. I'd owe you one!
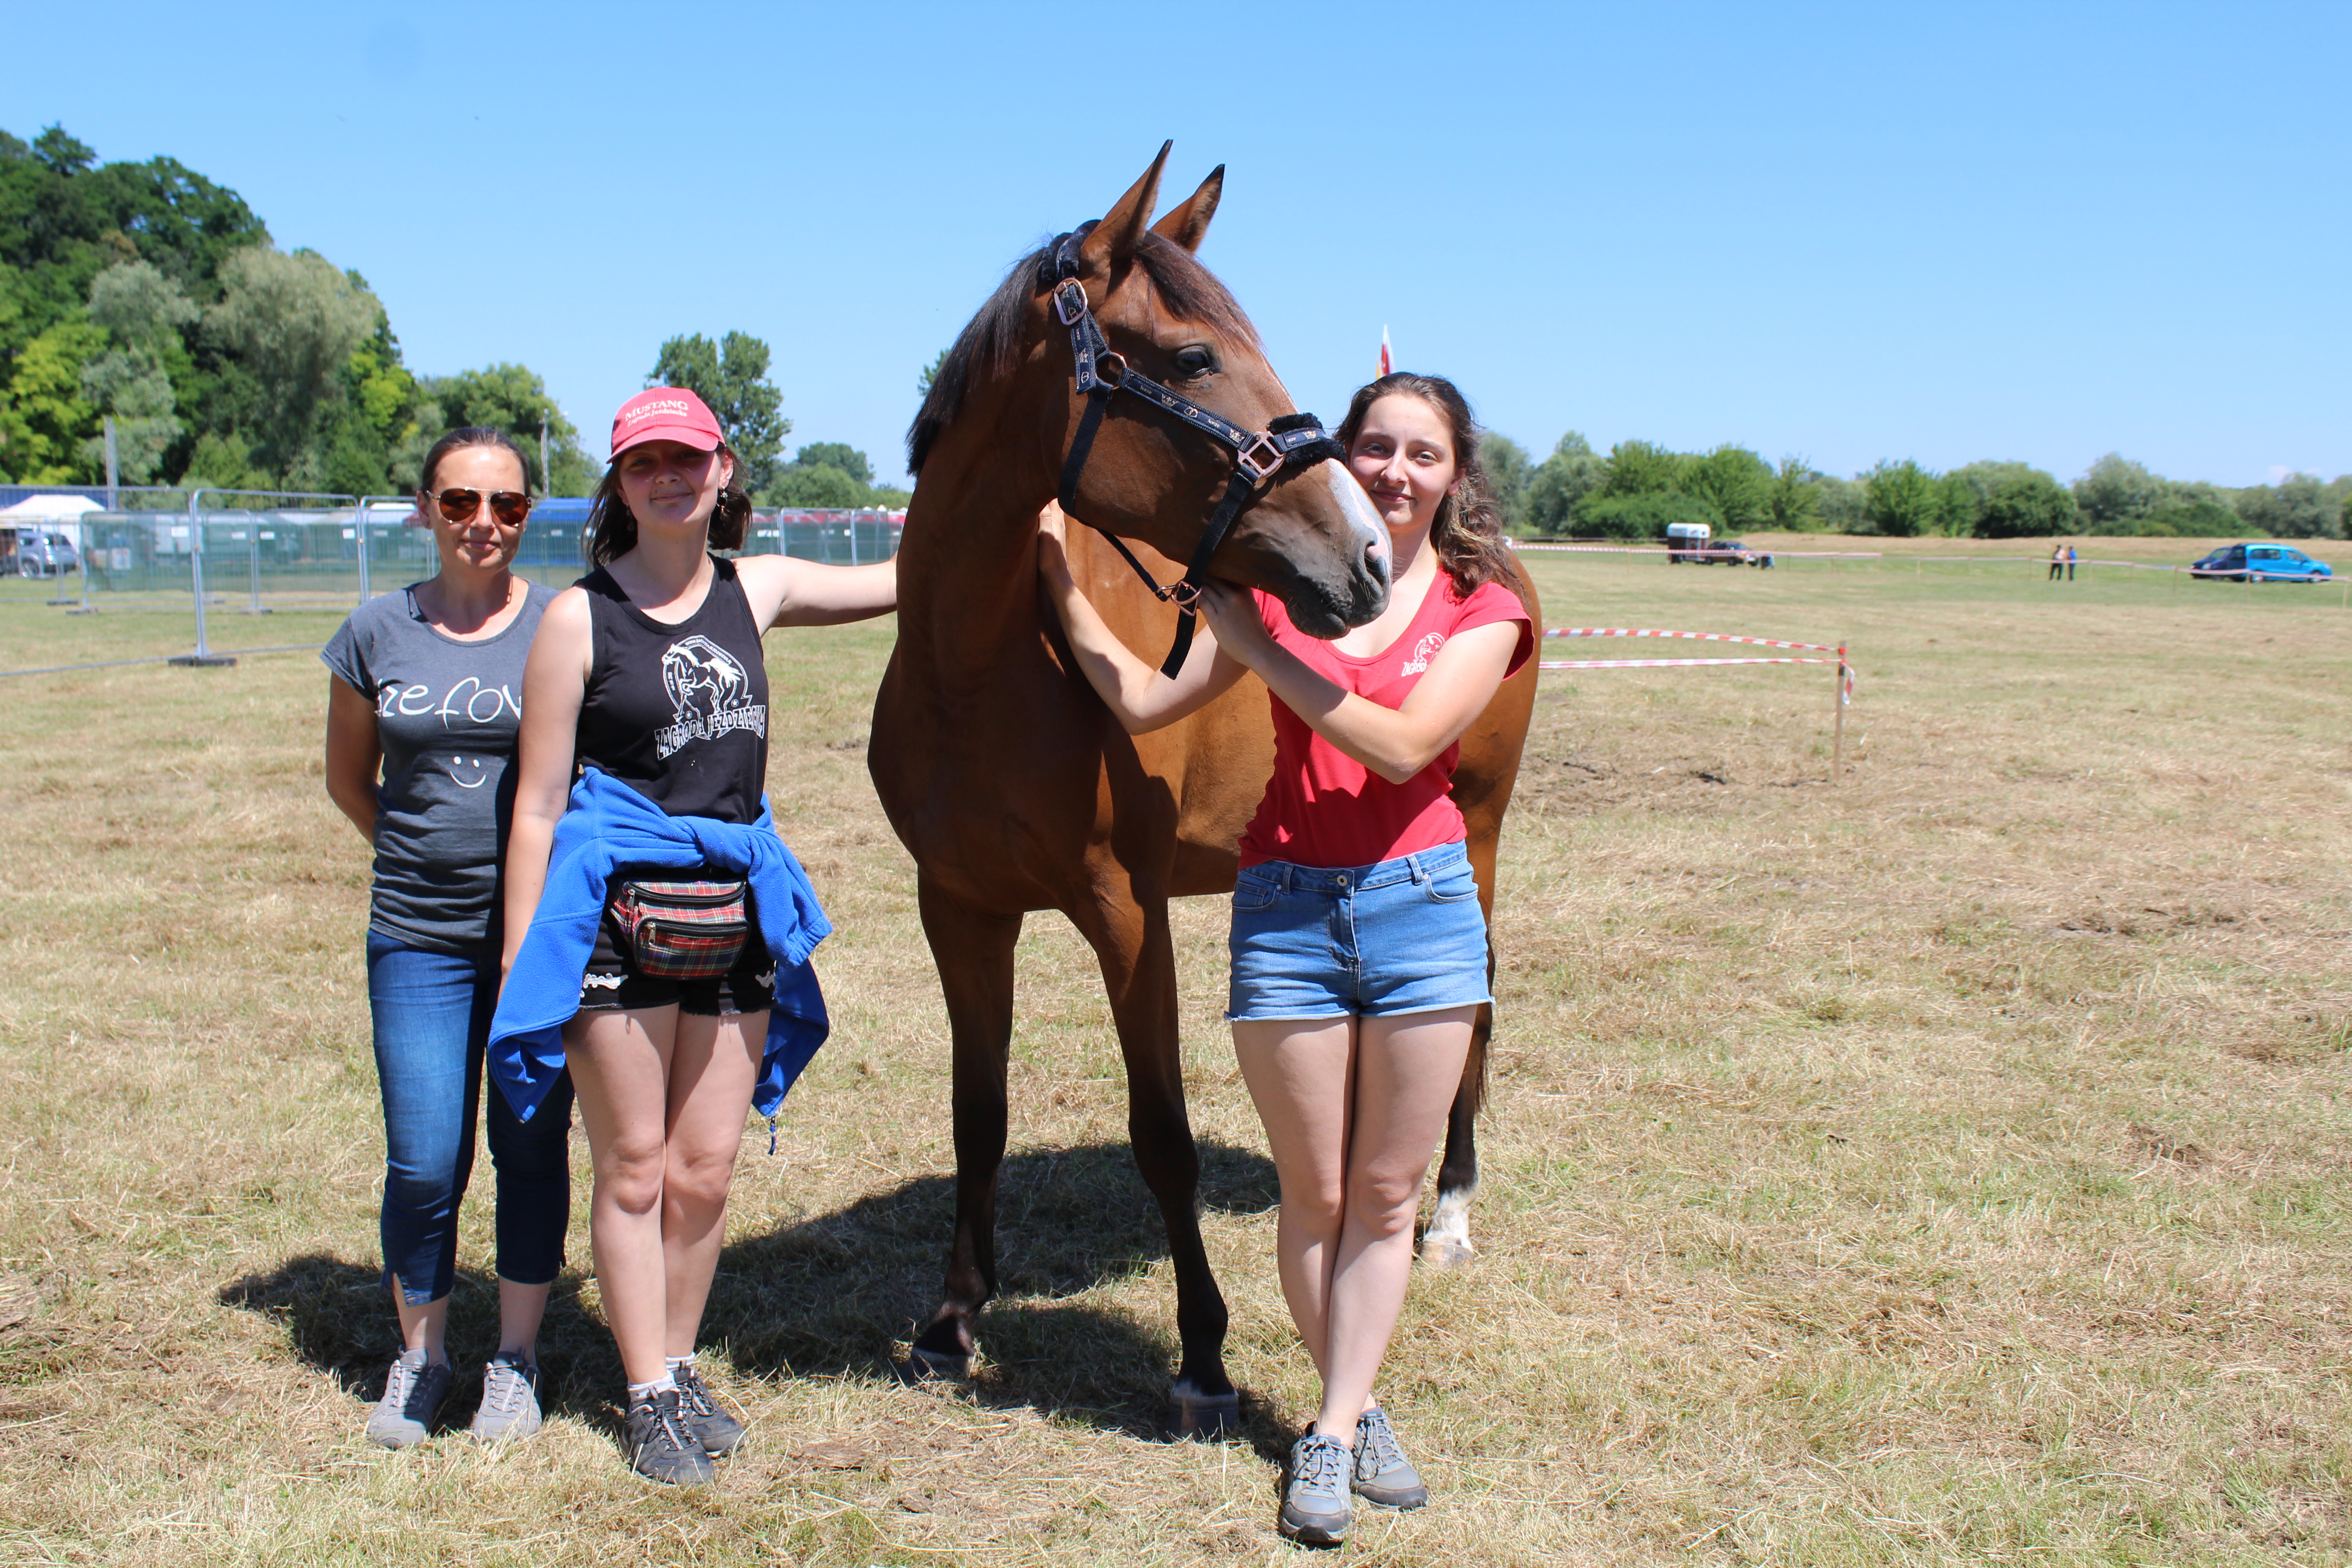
[1040,225,1346,676]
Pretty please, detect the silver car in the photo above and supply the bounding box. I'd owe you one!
[12,531,81,577]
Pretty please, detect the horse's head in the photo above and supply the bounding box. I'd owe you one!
[908,144,1390,639]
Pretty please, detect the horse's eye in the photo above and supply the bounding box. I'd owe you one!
[1172,346,1215,379]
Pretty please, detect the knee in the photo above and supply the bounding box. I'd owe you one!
[1346,1169,1426,1240]
[1281,1176,1347,1237]
[595,1137,667,1217]
[663,1142,739,1213]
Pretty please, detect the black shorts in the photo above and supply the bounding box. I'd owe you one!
[577,907,774,1017]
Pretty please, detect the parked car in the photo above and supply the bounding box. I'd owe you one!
[1697,538,1774,568]
[2190,542,2333,583]
[12,531,81,578]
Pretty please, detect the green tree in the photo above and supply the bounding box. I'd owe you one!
[1817,474,1867,534]
[2234,474,2336,539]
[416,362,594,495]
[790,442,872,485]
[1597,438,1689,499]
[205,246,380,485]
[1479,432,1534,530]
[75,260,196,482]
[916,348,947,401]
[1523,431,1602,535]
[1769,458,1825,531]
[647,331,788,494]
[2072,453,2167,530]
[766,463,866,508]
[1577,490,1717,540]
[1683,445,1774,531]
[0,318,103,481]
[1862,459,1944,536]
[1951,462,2077,539]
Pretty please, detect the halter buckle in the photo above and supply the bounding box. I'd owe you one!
[1053,279,1090,327]
[1093,350,1128,387]
[1236,432,1286,484]
[1166,580,1203,609]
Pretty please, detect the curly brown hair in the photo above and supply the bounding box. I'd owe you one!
[1335,372,1516,600]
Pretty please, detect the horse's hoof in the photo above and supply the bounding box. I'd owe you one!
[1419,1236,1476,1269]
[1166,1380,1242,1441]
[902,1343,970,1383]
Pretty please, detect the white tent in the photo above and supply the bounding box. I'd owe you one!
[0,494,102,547]
[0,494,104,520]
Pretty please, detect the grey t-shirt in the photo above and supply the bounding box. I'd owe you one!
[322,581,556,955]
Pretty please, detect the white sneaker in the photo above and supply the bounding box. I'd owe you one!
[469,1352,543,1442]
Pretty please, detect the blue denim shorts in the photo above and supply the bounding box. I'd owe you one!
[1227,840,1493,1022]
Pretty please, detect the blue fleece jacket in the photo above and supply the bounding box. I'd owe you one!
[488,766,831,1122]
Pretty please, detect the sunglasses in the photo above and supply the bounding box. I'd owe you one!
[431,488,534,525]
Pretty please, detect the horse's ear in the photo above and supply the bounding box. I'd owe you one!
[1149,164,1223,253]
[1079,141,1172,276]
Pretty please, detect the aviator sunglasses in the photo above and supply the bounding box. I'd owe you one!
[431,488,534,526]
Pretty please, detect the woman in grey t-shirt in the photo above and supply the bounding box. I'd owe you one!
[322,428,570,1448]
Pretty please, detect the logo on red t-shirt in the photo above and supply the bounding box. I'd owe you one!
[1401,631,1446,676]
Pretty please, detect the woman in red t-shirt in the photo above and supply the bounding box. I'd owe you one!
[1039,372,1532,1544]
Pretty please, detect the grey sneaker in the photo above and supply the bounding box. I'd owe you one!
[623,1388,716,1485]
[1352,1405,1429,1509]
[365,1350,452,1448]
[673,1362,745,1455]
[470,1352,543,1443]
[1279,1430,1354,1545]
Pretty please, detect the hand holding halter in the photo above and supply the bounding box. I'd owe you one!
[1040,225,1345,675]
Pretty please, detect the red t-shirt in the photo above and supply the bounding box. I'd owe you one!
[1236,573,1534,869]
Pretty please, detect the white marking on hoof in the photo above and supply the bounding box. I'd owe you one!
[1421,1183,1477,1268]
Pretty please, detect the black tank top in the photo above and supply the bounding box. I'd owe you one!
[576,555,769,823]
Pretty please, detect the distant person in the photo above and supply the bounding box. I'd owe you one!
[2049,543,2065,581]
[2067,544,2079,581]
[321,427,572,1448]
[1038,371,1533,1545]
[492,388,897,1484]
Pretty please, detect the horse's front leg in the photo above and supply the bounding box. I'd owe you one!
[1068,880,1237,1438]
[1421,998,1490,1268]
[908,873,1023,1378]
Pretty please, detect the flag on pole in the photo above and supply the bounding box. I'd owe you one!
[1378,326,1392,379]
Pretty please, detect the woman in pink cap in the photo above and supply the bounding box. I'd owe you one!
[498,387,894,1483]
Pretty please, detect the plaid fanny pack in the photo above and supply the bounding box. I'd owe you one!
[608,879,750,980]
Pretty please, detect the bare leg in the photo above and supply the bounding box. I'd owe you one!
[563,1005,681,1389]
[658,1008,766,1359]
[1232,1016,1357,1395]
[1314,1007,1474,1440]
[495,1279,551,1359]
[390,1287,451,1363]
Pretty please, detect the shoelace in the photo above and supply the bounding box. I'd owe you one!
[480,1361,533,1416]
[674,1368,717,1418]
[1295,1435,1350,1493]
[639,1392,696,1454]
[383,1355,437,1414]
[1357,1411,1406,1474]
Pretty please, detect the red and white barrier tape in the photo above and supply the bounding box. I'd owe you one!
[1545,626,1839,653]
[1539,629,1853,703]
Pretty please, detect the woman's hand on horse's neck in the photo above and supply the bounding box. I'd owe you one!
[608,529,717,624]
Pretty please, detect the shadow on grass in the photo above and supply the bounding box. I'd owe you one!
[218,1137,1281,1444]
[707,1137,1280,1442]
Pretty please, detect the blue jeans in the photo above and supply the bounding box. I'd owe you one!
[366,931,573,1305]
[1227,841,1494,1021]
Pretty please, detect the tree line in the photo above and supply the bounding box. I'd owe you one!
[1481,435,2349,543]
[0,125,902,508]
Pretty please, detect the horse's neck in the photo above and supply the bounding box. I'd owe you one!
[898,445,1050,666]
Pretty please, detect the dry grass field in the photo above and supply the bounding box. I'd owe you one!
[0,535,2346,1566]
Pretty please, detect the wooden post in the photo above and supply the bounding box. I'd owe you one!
[1832,641,1847,783]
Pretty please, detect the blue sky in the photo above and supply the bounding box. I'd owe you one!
[9,1,2345,487]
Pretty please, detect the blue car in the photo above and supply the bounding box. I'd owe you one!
[2190,542,2334,582]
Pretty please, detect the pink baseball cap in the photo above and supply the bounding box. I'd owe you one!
[610,387,725,461]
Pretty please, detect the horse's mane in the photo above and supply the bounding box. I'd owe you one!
[906,233,1259,477]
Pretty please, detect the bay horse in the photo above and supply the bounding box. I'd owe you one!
[867,145,1538,1435]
